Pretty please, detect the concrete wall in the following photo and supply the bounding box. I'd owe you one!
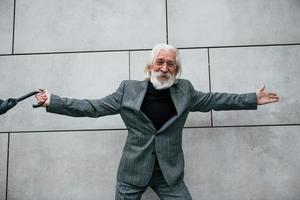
[0,0,299,199]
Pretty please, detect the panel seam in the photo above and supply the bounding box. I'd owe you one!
[11,0,16,54]
[0,124,299,134]
[207,48,213,127]
[0,43,299,57]
[5,133,10,200]
[165,0,169,44]
[128,51,131,80]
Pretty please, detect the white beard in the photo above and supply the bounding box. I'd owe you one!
[150,70,176,90]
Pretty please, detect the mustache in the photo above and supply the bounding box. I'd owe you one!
[155,71,172,78]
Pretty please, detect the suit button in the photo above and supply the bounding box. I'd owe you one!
[152,152,155,155]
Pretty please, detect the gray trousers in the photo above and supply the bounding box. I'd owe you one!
[115,158,192,200]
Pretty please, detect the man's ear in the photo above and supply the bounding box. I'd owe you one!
[148,64,153,72]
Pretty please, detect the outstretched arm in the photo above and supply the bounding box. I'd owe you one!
[35,81,125,117]
[190,84,279,112]
[256,85,280,105]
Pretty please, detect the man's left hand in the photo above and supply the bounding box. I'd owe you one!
[256,85,280,105]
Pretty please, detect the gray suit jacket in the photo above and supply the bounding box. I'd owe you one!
[47,79,257,186]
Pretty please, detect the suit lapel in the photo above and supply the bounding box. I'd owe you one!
[135,80,157,132]
[135,80,148,111]
[169,81,184,116]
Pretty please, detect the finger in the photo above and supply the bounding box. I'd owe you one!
[269,98,280,103]
[267,92,277,96]
[39,95,47,99]
[38,96,47,102]
[35,93,45,98]
[268,95,280,100]
[35,93,41,99]
[35,93,46,101]
[268,93,280,99]
[259,84,265,92]
[41,89,49,96]
[36,97,44,103]
[38,89,47,95]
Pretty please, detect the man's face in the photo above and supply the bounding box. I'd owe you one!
[150,49,177,90]
[152,49,177,76]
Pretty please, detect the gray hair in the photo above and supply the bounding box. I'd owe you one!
[145,43,182,78]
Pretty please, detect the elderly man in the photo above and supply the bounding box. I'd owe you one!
[36,43,279,200]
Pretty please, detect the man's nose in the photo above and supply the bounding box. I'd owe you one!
[160,64,168,72]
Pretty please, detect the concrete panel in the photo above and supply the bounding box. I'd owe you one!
[0,134,8,200]
[168,0,300,47]
[0,0,13,54]
[8,130,126,200]
[210,45,300,126]
[130,49,211,127]
[129,50,151,81]
[183,126,300,200]
[0,52,129,132]
[14,0,166,53]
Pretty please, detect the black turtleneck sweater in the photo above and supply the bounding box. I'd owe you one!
[141,81,177,131]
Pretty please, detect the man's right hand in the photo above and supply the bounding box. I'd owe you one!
[35,89,51,107]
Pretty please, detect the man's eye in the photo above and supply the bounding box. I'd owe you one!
[167,62,175,67]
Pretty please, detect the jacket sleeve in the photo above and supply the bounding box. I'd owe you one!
[46,81,125,117]
[189,89,258,112]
